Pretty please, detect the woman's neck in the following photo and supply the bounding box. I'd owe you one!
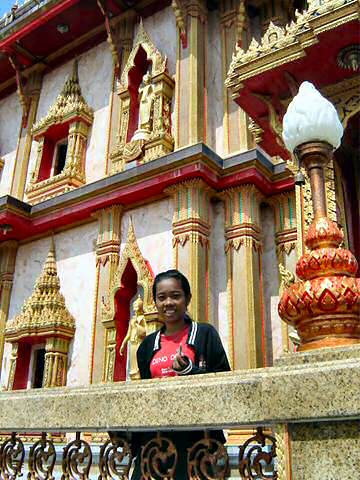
[164,318,187,335]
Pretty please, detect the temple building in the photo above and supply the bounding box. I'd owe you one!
[0,0,359,478]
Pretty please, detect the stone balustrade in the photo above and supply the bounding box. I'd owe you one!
[0,345,359,479]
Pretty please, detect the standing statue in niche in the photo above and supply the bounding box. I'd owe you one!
[119,296,147,380]
[132,73,155,141]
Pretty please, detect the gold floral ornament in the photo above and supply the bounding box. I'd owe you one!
[5,239,75,388]
[110,20,175,172]
[26,61,94,204]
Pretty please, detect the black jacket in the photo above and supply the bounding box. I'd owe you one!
[137,316,231,378]
[110,318,231,470]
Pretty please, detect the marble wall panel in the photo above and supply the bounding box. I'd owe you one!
[260,203,280,365]
[0,91,22,196]
[120,199,174,276]
[55,222,97,387]
[139,7,177,77]
[79,42,112,183]
[207,11,224,156]
[3,222,97,389]
[209,199,229,357]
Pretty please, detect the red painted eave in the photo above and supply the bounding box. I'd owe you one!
[0,0,81,50]
[0,0,172,99]
[234,21,359,160]
[0,160,294,242]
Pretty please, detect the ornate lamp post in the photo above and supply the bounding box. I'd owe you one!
[278,82,360,351]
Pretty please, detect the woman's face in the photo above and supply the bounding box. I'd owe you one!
[155,278,190,325]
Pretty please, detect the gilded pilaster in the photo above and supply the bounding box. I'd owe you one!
[223,185,264,369]
[167,179,212,323]
[271,192,297,352]
[105,13,136,175]
[91,205,122,384]
[43,337,70,387]
[174,0,208,148]
[0,241,18,376]
[10,67,44,200]
[220,0,253,154]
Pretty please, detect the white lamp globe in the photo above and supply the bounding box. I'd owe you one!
[282,82,344,153]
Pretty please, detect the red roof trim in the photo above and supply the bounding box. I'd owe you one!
[0,0,81,50]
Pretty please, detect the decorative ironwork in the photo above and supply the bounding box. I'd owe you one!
[61,432,92,480]
[28,433,56,480]
[141,433,178,480]
[239,428,277,479]
[188,433,229,479]
[98,437,132,480]
[0,432,25,480]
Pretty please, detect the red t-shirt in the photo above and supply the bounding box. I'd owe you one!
[150,325,196,378]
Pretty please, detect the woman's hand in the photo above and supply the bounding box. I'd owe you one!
[172,344,192,374]
[172,352,190,372]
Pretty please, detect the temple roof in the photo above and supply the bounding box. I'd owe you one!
[0,0,171,101]
[5,238,75,342]
[32,60,93,136]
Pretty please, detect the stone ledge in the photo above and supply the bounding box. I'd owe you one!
[0,357,359,432]
[275,344,360,366]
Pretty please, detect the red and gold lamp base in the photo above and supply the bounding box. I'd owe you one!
[278,142,360,351]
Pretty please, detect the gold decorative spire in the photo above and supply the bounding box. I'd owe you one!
[5,240,75,342]
[32,60,93,135]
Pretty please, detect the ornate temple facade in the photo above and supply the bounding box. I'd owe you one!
[0,0,358,424]
[0,1,359,478]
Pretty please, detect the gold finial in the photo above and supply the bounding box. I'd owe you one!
[72,58,79,77]
[42,236,57,276]
[127,216,136,242]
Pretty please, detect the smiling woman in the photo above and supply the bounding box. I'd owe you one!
[126,269,231,480]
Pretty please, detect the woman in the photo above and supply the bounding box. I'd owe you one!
[131,269,231,479]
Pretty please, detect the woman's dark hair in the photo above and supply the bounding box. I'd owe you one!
[152,269,191,301]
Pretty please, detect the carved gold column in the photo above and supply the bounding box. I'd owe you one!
[220,0,253,154]
[105,13,136,175]
[10,67,44,200]
[91,205,122,384]
[223,185,264,369]
[271,192,297,352]
[167,179,211,323]
[174,0,208,148]
[0,241,18,375]
[43,337,70,387]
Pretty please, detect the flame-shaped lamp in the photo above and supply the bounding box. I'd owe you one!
[278,82,360,351]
